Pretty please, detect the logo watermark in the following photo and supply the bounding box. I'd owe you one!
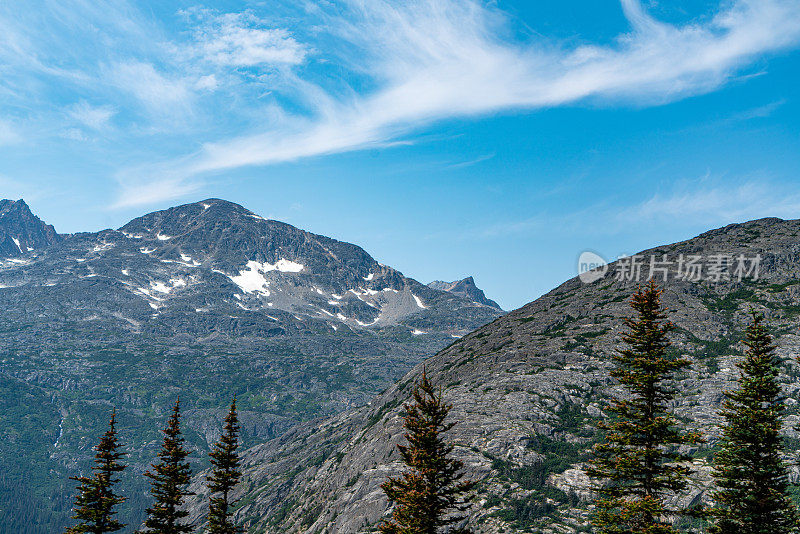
[578,251,609,284]
[577,252,762,284]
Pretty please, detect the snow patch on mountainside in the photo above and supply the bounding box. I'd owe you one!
[274,259,304,272]
[230,262,272,294]
[228,259,304,294]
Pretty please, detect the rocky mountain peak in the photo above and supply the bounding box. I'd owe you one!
[112,199,502,324]
[428,276,502,310]
[119,198,266,236]
[117,198,392,289]
[0,199,61,257]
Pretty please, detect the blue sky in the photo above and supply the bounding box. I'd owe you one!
[1,0,800,310]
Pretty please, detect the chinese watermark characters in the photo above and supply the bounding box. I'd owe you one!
[578,251,761,284]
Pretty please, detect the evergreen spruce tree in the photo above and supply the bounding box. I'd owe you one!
[379,370,474,534]
[709,311,799,534]
[207,397,242,534]
[65,411,127,534]
[588,282,700,534]
[142,399,194,534]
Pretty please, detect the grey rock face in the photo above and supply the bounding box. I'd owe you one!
[428,276,503,310]
[0,199,61,257]
[0,198,502,533]
[207,216,800,533]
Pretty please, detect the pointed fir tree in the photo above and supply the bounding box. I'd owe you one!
[709,311,799,534]
[65,410,127,534]
[588,282,700,534]
[142,399,194,534]
[207,397,242,534]
[379,370,474,534]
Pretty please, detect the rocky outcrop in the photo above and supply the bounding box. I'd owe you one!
[428,276,502,310]
[0,199,61,257]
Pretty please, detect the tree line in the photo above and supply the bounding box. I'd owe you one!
[64,398,242,534]
[65,281,800,533]
[377,282,800,533]
[586,282,799,534]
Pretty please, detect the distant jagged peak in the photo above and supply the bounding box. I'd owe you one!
[428,275,502,310]
[0,198,37,219]
[0,198,61,257]
[429,276,477,290]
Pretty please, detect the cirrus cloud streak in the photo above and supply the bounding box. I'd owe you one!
[114,0,800,206]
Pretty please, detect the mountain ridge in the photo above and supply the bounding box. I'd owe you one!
[197,214,800,533]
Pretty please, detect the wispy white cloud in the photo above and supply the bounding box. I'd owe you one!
[471,176,800,241]
[728,99,787,121]
[68,101,116,130]
[619,180,800,225]
[60,128,90,142]
[111,176,205,209]
[107,61,194,120]
[0,0,797,209]
[196,74,220,91]
[448,152,496,169]
[110,0,800,207]
[0,0,198,138]
[185,10,309,68]
[0,0,159,88]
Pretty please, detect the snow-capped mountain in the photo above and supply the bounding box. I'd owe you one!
[0,198,499,336]
[0,198,503,533]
